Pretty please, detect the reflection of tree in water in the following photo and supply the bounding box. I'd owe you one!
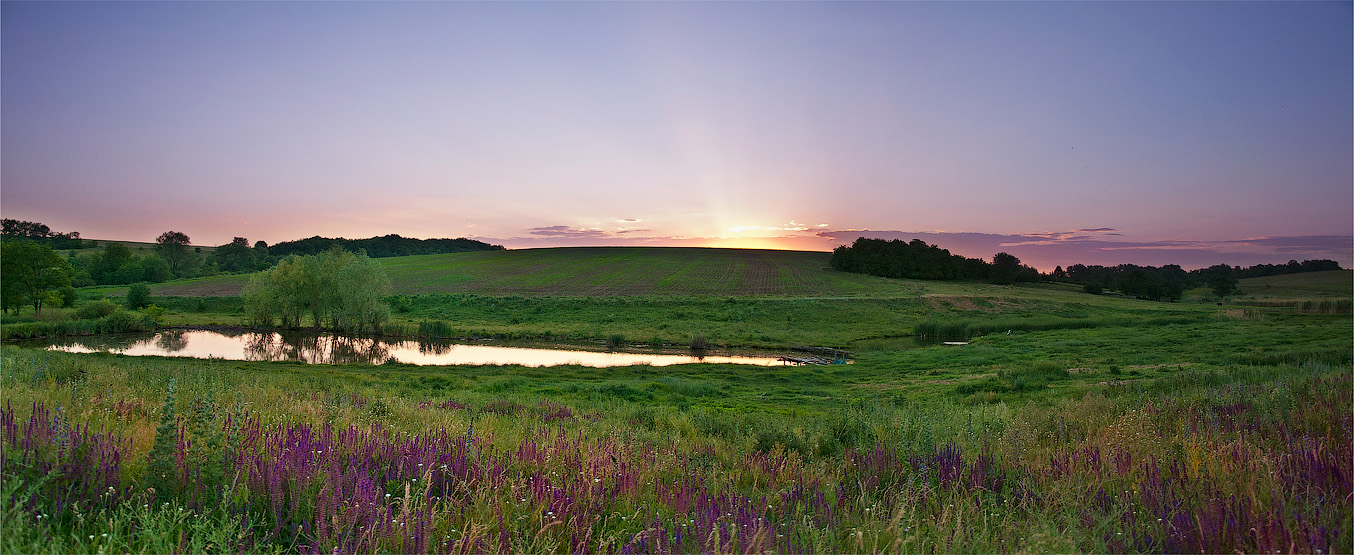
[293,335,326,364]
[417,340,452,356]
[34,332,155,352]
[243,332,286,362]
[213,328,253,339]
[155,330,189,352]
[327,335,390,365]
[243,332,390,364]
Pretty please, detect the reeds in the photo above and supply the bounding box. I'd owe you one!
[1,311,156,340]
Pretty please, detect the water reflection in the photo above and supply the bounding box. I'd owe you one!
[156,330,189,352]
[26,329,784,367]
[244,333,392,365]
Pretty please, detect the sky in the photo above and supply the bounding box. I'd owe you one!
[3,1,1350,271]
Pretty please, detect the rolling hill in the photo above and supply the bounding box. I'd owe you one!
[149,247,921,297]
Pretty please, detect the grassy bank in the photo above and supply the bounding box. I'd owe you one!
[4,250,1349,553]
[3,330,1349,553]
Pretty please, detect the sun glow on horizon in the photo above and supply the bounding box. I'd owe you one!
[695,235,832,252]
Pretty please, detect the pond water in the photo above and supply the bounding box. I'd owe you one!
[23,329,789,367]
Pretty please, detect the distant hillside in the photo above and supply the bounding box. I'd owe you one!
[150,246,927,297]
[376,247,847,296]
[266,234,503,258]
[1237,270,1353,300]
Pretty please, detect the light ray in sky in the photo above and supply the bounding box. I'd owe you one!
[1,1,1348,270]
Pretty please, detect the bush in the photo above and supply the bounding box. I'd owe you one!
[690,332,709,351]
[125,283,151,309]
[101,310,153,333]
[76,299,120,320]
[141,304,168,325]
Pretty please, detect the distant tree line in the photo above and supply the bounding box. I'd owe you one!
[267,234,504,258]
[1234,259,1342,279]
[65,231,231,286]
[832,236,1344,302]
[2,219,84,249]
[829,237,1040,285]
[1054,264,1193,300]
[1053,259,1342,301]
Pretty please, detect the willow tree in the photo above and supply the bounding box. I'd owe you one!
[242,247,390,332]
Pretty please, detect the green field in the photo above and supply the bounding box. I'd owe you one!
[3,248,1350,553]
[149,247,917,297]
[1236,269,1354,299]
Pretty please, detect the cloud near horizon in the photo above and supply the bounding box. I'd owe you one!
[526,226,611,239]
[813,230,1353,271]
[483,225,1352,272]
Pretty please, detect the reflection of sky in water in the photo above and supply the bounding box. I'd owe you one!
[44,330,784,367]
[384,342,778,367]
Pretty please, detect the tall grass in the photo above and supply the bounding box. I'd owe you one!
[1,344,1349,554]
[1,310,156,340]
[913,315,1210,338]
[1242,299,1353,313]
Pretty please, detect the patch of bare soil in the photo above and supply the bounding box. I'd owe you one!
[152,282,246,297]
[926,295,979,311]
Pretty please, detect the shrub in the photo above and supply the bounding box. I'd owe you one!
[689,332,709,351]
[141,304,168,325]
[76,299,120,320]
[126,283,152,310]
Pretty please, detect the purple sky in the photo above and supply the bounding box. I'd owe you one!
[3,1,1350,271]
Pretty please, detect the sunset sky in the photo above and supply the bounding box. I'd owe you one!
[3,1,1350,271]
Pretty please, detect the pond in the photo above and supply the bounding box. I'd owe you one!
[21,329,791,367]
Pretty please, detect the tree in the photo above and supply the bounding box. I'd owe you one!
[1204,264,1239,300]
[2,219,83,248]
[991,252,1022,285]
[126,283,152,310]
[330,252,391,333]
[1,240,73,315]
[242,247,390,332]
[138,256,173,283]
[93,242,135,284]
[209,237,259,273]
[1,219,50,239]
[155,231,197,277]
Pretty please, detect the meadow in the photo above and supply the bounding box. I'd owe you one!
[2,248,1350,553]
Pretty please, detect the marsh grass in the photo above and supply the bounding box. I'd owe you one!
[0,310,157,340]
